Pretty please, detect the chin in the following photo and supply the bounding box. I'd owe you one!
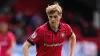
[52,24,56,27]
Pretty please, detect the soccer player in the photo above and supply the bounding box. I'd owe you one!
[0,21,16,56]
[22,2,76,56]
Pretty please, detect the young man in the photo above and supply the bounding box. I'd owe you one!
[0,20,16,56]
[22,2,76,56]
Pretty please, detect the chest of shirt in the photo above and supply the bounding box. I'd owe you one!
[44,30,66,44]
[0,36,10,46]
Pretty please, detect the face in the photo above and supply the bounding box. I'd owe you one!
[0,22,8,33]
[47,12,62,26]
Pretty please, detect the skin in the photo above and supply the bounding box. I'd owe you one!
[22,41,32,56]
[69,33,76,56]
[22,11,76,56]
[0,22,8,35]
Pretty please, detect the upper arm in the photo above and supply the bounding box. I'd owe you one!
[27,27,42,45]
[64,24,76,40]
[65,24,73,38]
[22,41,32,48]
[69,32,76,40]
[8,32,16,48]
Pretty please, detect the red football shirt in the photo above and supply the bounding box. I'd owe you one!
[0,31,15,56]
[27,22,73,56]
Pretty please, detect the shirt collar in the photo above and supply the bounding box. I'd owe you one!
[47,22,60,33]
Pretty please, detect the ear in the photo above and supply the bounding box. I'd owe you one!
[47,14,49,19]
[61,14,62,17]
[60,14,62,19]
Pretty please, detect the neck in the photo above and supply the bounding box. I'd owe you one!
[0,32,6,37]
[0,31,7,35]
[50,23,59,32]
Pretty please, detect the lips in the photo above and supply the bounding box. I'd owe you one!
[51,22,55,24]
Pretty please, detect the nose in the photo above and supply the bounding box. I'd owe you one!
[51,17,55,21]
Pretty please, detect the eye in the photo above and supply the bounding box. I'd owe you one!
[54,16,58,18]
[49,16,52,18]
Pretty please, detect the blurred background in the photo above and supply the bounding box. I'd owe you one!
[0,0,100,56]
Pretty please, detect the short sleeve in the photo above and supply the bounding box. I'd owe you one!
[65,24,73,38]
[7,31,16,48]
[8,31,16,42]
[27,27,41,45]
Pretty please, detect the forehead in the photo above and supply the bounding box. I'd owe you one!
[0,22,7,25]
[48,12,60,16]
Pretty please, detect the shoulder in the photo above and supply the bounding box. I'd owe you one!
[61,23,73,37]
[35,23,46,32]
[7,31,15,37]
[61,23,71,29]
[7,31,15,40]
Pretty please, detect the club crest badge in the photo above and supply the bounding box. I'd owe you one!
[31,32,37,38]
[60,32,65,37]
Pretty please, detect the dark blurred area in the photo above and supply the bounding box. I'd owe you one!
[0,0,100,56]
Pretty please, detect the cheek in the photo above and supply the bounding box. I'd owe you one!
[57,16,61,20]
[56,19,60,21]
[48,19,52,22]
[57,18,61,21]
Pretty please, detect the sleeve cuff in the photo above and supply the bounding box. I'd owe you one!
[27,39,35,45]
[68,32,73,38]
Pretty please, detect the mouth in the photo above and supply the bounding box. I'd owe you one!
[51,22,55,24]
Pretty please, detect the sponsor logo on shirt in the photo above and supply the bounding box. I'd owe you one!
[0,41,8,46]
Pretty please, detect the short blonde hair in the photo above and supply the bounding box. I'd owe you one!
[46,2,62,15]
